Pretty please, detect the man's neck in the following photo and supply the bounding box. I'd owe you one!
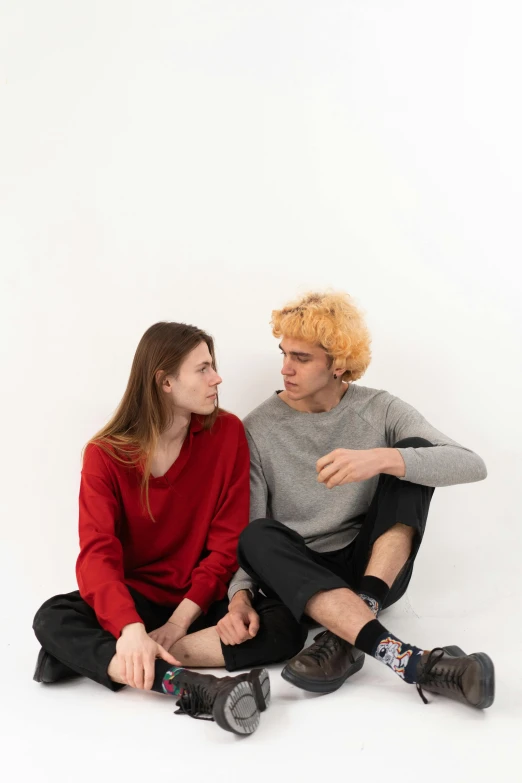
[279,383,350,413]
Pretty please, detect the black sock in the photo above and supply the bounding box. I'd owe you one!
[355,619,424,684]
[358,576,389,616]
[151,663,187,695]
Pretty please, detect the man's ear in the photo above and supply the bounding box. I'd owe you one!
[333,364,347,379]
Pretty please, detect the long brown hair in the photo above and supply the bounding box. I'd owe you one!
[88,322,220,518]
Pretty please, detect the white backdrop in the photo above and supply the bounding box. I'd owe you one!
[1,1,521,780]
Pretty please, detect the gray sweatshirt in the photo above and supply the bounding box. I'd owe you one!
[228,383,487,600]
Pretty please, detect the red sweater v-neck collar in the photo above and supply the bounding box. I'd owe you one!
[149,413,204,486]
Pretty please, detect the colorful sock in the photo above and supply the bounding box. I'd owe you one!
[354,619,424,684]
[151,662,187,696]
[358,575,389,616]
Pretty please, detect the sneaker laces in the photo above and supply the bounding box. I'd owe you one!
[416,648,467,705]
[306,631,343,666]
[174,683,215,721]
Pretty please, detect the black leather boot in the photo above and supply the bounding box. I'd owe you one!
[172,668,270,735]
[33,648,80,684]
[416,645,495,709]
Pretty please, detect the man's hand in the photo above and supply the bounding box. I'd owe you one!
[116,622,179,690]
[317,448,398,487]
[216,591,260,646]
[149,620,187,653]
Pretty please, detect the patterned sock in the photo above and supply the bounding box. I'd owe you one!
[354,619,424,684]
[358,575,389,616]
[150,662,187,695]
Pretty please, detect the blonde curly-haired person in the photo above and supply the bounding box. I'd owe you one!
[218,292,494,710]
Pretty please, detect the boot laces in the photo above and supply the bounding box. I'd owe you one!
[416,648,466,705]
[174,682,215,721]
[307,631,343,666]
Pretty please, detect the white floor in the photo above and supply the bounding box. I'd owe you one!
[4,593,521,783]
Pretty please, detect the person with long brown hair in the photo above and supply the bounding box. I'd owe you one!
[33,322,306,736]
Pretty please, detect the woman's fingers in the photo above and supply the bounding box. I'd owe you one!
[144,653,155,690]
[134,655,144,689]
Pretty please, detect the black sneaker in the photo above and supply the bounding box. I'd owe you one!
[416,645,495,709]
[281,630,365,693]
[172,668,270,735]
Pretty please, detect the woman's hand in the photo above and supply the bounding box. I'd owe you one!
[115,622,179,690]
[149,620,187,652]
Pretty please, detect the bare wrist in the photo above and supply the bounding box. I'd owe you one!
[167,618,189,632]
[230,589,253,607]
[377,447,406,477]
[121,622,145,636]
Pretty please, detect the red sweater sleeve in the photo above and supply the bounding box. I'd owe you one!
[76,445,143,638]
[184,422,250,612]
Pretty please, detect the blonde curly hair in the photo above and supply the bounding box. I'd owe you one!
[271,291,372,382]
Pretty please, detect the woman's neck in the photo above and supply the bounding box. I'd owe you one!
[157,409,191,448]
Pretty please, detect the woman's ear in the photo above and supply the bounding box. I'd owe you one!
[155,370,172,393]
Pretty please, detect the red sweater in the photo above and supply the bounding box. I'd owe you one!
[76,411,250,638]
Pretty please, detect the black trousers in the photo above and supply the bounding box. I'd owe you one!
[237,437,435,622]
[33,587,307,691]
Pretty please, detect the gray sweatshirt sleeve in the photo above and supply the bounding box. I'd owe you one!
[385,395,487,487]
[227,432,267,601]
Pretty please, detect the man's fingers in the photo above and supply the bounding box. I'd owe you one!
[318,462,340,484]
[231,614,248,638]
[218,623,234,645]
[327,468,352,488]
[316,452,336,472]
[248,613,260,637]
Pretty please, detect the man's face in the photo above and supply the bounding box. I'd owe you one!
[165,341,222,415]
[279,337,333,400]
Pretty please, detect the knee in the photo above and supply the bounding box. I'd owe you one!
[238,518,283,560]
[33,596,59,644]
[33,593,72,645]
[393,437,433,449]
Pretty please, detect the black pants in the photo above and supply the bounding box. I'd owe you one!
[33,587,307,691]
[237,438,435,622]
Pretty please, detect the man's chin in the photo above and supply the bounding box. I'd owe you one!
[285,387,304,400]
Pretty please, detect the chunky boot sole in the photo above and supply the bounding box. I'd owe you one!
[442,645,495,709]
[213,680,260,735]
[245,668,270,711]
[281,655,365,694]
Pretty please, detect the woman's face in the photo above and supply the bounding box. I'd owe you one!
[164,341,222,416]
